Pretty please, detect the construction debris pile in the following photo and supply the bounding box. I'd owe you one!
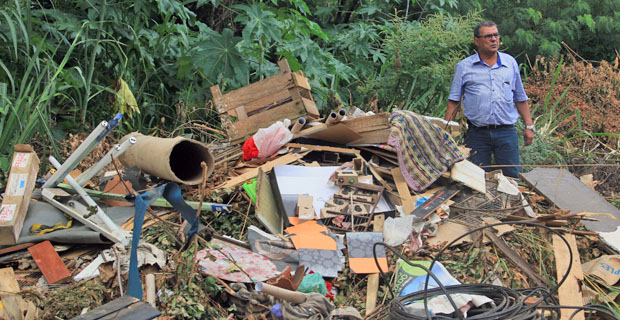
[1,60,619,320]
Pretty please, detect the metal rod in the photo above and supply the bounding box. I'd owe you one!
[48,156,128,243]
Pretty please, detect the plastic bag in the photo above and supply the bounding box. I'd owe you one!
[253,120,293,159]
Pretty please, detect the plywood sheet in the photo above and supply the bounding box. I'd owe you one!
[450,160,486,193]
[521,168,620,233]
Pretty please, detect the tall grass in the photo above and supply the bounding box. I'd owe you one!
[0,3,85,172]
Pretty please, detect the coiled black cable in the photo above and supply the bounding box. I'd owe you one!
[373,221,620,320]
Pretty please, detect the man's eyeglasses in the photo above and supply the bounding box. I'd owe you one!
[477,32,500,39]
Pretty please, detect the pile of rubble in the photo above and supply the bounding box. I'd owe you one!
[1,60,619,320]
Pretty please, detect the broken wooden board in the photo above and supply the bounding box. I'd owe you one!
[521,168,620,251]
[216,153,302,191]
[256,168,284,236]
[365,214,384,316]
[0,267,23,320]
[391,167,415,214]
[450,160,486,193]
[28,240,71,284]
[72,295,160,320]
[552,234,585,320]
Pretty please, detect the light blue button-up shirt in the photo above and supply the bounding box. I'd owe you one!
[448,52,528,127]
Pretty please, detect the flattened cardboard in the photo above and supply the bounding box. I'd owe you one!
[307,123,362,145]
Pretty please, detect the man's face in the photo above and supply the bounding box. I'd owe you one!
[474,26,500,55]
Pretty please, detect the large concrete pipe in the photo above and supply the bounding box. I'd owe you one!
[118,133,214,185]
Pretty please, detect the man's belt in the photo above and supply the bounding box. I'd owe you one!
[467,120,514,130]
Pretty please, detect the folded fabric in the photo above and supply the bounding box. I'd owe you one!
[388,110,464,192]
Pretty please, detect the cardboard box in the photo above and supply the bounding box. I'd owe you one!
[296,194,314,222]
[0,145,40,245]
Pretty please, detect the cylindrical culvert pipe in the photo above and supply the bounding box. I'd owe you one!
[118,133,214,185]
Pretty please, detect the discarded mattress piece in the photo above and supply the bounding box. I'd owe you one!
[387,110,464,192]
[521,168,620,251]
[119,133,214,185]
[197,246,279,282]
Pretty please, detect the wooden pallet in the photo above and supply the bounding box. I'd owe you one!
[210,60,320,144]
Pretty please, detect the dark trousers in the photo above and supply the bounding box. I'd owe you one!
[464,125,521,178]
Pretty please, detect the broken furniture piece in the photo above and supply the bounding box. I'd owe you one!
[211,60,320,144]
[41,114,131,245]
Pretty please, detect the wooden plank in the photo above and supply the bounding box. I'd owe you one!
[28,240,71,284]
[216,153,302,191]
[552,234,585,320]
[225,99,307,141]
[300,97,319,117]
[365,214,385,316]
[485,229,551,288]
[341,113,390,133]
[217,73,295,113]
[234,106,248,120]
[391,168,416,214]
[0,267,23,320]
[0,242,34,256]
[285,143,360,155]
[291,71,311,90]
[256,168,284,235]
[277,59,291,73]
[450,160,486,193]
[230,88,292,117]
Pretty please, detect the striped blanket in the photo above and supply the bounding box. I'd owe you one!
[388,110,464,192]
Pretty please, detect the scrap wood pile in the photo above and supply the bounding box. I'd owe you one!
[1,60,620,320]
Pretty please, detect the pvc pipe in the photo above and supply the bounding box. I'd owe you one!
[291,117,307,133]
[255,282,307,304]
[145,274,156,307]
[118,133,214,185]
[325,112,339,125]
[335,108,346,121]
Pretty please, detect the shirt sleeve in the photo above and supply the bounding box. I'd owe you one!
[448,62,464,101]
[512,60,528,102]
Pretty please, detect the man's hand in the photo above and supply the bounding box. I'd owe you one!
[523,128,534,146]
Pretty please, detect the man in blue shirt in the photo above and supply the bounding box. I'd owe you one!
[445,21,535,178]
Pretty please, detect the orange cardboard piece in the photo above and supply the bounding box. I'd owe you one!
[349,257,389,274]
[102,176,134,207]
[285,220,337,250]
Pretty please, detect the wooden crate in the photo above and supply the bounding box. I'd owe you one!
[211,60,320,143]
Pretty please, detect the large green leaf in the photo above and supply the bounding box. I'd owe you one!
[233,3,282,43]
[194,28,248,85]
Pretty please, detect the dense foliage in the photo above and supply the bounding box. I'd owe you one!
[1,0,619,176]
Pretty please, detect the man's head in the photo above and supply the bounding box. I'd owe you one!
[474,21,500,56]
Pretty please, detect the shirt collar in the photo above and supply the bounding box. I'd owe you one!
[475,52,503,67]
